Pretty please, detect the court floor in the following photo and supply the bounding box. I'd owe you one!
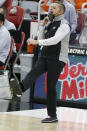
[0,107,87,131]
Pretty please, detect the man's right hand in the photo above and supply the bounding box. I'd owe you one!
[41,16,49,26]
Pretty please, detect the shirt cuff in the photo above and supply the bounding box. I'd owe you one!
[38,40,45,46]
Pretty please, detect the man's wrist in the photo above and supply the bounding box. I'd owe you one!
[35,40,39,45]
[40,22,45,27]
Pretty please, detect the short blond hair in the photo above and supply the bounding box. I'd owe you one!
[54,1,66,14]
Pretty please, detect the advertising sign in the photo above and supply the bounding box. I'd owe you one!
[34,47,87,104]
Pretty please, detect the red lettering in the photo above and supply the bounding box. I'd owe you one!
[59,63,68,80]
[78,64,87,76]
[61,80,79,100]
[69,65,80,78]
[60,62,87,80]
[79,81,84,98]
[86,78,87,97]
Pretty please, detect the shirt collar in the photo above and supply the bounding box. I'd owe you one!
[53,15,64,21]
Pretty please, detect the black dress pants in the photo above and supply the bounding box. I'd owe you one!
[22,56,65,117]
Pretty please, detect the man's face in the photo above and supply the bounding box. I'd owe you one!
[0,8,4,15]
[49,3,62,17]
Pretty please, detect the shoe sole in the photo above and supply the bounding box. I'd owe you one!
[41,119,58,123]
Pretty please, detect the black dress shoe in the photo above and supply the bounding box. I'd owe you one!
[41,116,58,123]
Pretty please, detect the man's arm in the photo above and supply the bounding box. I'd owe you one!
[69,6,77,33]
[38,23,70,46]
[27,23,70,46]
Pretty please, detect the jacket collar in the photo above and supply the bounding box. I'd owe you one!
[53,15,64,22]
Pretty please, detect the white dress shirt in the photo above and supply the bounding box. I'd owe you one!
[4,19,16,53]
[0,25,11,63]
[4,19,16,31]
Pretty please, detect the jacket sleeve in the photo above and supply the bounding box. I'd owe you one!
[38,23,70,46]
